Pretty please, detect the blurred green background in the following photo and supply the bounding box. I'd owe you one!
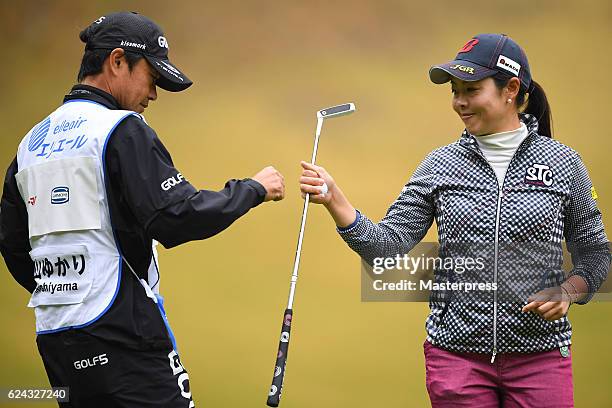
[1,1,610,407]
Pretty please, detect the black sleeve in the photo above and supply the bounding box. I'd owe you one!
[0,157,36,293]
[105,117,267,249]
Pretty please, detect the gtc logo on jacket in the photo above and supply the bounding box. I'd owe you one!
[524,163,553,186]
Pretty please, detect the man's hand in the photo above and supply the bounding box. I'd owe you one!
[252,166,285,202]
[521,286,571,321]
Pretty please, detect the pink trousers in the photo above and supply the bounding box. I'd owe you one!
[423,340,574,408]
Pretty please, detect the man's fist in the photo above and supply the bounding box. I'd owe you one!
[252,166,285,202]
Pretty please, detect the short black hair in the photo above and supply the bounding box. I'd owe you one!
[77,48,144,82]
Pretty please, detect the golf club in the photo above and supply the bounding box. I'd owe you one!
[266,103,356,407]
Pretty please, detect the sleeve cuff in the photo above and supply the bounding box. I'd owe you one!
[572,271,595,305]
[243,178,267,205]
[337,209,361,232]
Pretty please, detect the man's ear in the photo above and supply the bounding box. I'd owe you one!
[107,48,126,76]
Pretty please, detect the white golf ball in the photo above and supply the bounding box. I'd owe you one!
[319,182,328,195]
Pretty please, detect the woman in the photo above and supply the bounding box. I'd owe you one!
[299,34,610,407]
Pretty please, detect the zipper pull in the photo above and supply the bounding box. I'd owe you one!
[490,348,497,363]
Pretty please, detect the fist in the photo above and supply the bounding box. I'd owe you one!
[252,166,285,202]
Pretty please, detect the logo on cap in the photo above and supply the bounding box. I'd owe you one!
[158,36,169,49]
[458,39,479,53]
[121,40,146,50]
[449,64,475,75]
[160,60,180,75]
[496,55,521,76]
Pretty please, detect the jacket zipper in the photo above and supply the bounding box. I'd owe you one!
[467,131,533,364]
[491,184,502,363]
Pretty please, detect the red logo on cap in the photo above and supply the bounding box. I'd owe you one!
[458,39,479,53]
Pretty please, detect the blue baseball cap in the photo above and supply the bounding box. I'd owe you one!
[429,34,531,90]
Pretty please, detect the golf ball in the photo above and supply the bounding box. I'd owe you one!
[319,182,328,195]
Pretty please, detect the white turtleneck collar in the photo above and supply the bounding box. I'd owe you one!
[473,122,528,186]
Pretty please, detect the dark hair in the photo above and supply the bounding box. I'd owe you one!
[77,24,144,82]
[77,49,144,82]
[492,73,553,138]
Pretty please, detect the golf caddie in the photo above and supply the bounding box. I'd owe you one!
[0,11,285,407]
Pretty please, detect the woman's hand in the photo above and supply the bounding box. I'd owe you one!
[521,286,570,321]
[298,161,357,228]
[299,161,336,205]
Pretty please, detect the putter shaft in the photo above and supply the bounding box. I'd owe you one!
[286,117,323,309]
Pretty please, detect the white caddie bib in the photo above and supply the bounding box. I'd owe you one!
[15,99,139,333]
[15,156,101,237]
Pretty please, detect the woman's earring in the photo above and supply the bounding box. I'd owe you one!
[507,98,512,104]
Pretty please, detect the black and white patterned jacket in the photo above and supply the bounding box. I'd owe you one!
[338,114,610,357]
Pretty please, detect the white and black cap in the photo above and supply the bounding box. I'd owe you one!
[80,11,192,92]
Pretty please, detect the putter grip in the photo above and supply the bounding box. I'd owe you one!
[267,309,293,407]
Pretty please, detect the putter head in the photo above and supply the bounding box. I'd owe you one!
[317,103,356,119]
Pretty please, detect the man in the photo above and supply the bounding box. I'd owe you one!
[0,11,285,407]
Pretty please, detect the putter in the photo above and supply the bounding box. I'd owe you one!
[266,103,356,407]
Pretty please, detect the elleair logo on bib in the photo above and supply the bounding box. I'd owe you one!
[28,117,51,152]
[525,163,553,186]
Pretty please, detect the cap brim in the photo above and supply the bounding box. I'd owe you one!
[145,55,193,92]
[429,60,498,84]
